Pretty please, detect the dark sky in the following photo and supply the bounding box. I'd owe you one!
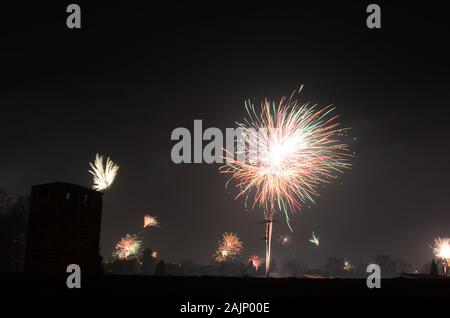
[1,1,449,269]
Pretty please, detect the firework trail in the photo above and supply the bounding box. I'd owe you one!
[144,215,160,229]
[432,237,450,275]
[221,87,351,276]
[113,234,143,260]
[89,153,119,191]
[214,232,243,263]
[249,255,264,271]
[309,231,320,246]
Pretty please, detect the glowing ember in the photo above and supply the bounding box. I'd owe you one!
[278,235,291,246]
[344,259,353,271]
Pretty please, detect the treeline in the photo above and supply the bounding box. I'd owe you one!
[0,188,29,271]
[104,252,424,278]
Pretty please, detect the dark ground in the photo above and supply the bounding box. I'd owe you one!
[1,273,449,313]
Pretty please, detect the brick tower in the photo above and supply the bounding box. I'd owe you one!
[25,182,103,273]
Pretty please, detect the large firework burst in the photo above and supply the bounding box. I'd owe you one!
[221,87,351,276]
[214,232,243,263]
[89,153,119,191]
[113,234,143,260]
[432,237,450,275]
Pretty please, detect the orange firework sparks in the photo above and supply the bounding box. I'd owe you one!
[144,215,160,228]
[214,232,243,263]
[249,255,264,271]
[215,248,230,263]
[221,87,352,276]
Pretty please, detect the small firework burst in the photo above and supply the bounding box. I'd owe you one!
[214,232,243,263]
[223,232,243,251]
[432,237,450,275]
[144,215,160,228]
[309,231,320,246]
[89,153,119,191]
[249,255,264,271]
[344,259,353,272]
[113,234,142,260]
[278,235,291,246]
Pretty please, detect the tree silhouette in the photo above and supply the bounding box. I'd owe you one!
[0,189,29,271]
[324,256,344,275]
[374,255,397,278]
[109,258,140,274]
[430,258,439,277]
[141,248,157,274]
[155,260,166,276]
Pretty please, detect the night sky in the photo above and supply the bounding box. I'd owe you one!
[1,1,449,269]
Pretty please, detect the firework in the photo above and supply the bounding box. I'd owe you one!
[221,87,351,276]
[309,231,320,246]
[432,237,450,275]
[223,232,243,252]
[344,259,353,271]
[214,232,243,263]
[215,248,230,263]
[144,215,160,228]
[249,255,264,271]
[89,153,119,191]
[113,234,143,260]
[278,235,291,246]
